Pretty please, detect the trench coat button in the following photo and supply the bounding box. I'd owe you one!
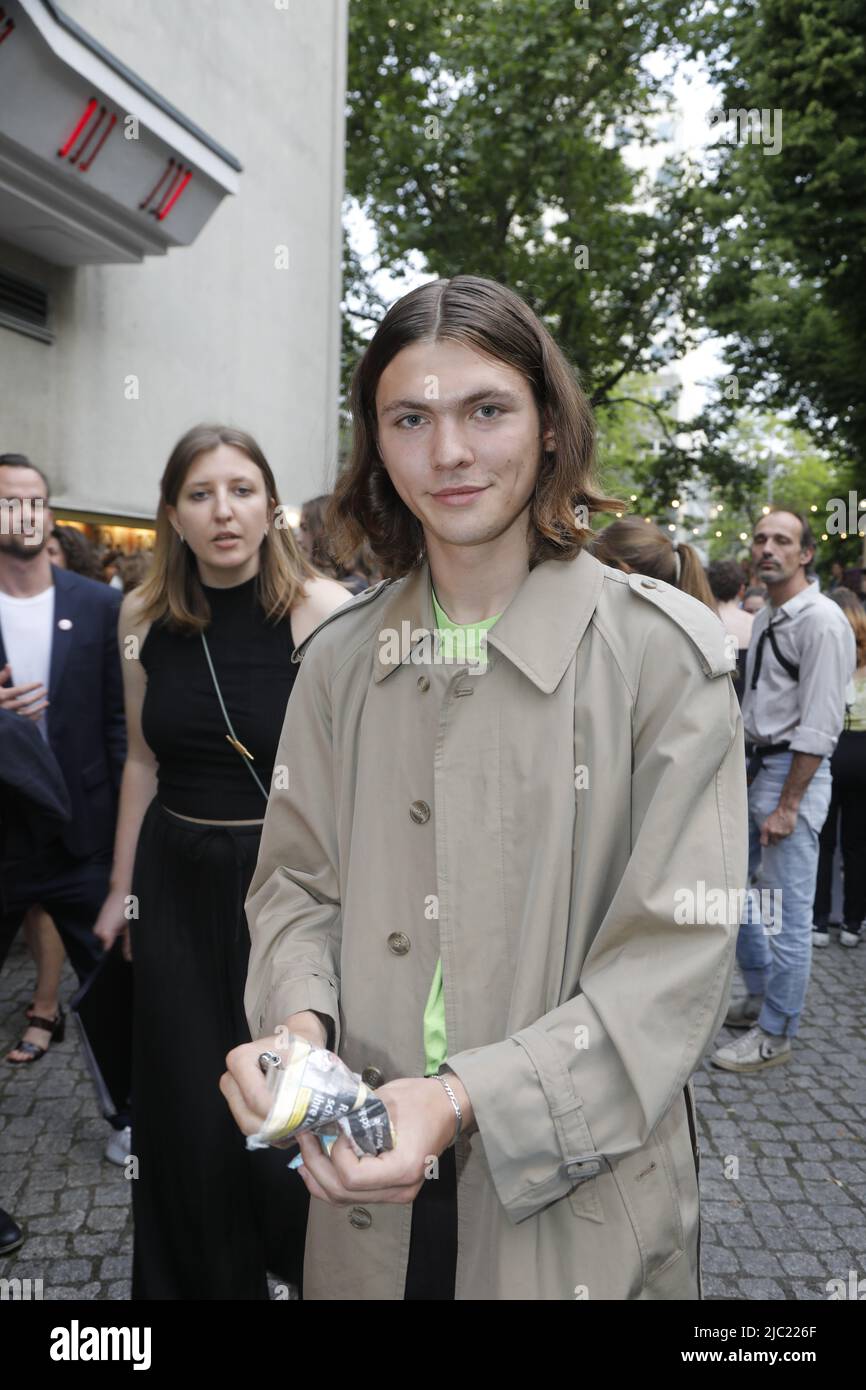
[417,675,430,692]
[361,1065,385,1088]
[387,931,411,956]
[348,1206,372,1230]
[409,800,431,824]
[640,578,658,589]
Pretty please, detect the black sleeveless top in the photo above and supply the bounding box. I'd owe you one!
[140,576,298,819]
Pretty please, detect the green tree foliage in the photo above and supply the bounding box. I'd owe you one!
[344,0,701,416]
[685,0,866,487]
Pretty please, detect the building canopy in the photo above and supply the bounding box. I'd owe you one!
[0,0,241,266]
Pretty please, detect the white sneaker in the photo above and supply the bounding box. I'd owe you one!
[723,993,763,1028]
[711,1025,791,1073]
[840,924,862,948]
[104,1125,132,1166]
[812,923,831,948]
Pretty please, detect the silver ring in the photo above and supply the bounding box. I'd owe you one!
[258,1050,282,1074]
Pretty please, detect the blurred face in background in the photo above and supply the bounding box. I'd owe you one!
[0,464,52,560]
[296,507,314,560]
[46,534,66,566]
[166,444,273,586]
[751,511,812,589]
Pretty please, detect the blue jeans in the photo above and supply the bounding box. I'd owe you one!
[736,751,832,1037]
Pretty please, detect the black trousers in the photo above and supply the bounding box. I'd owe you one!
[130,800,308,1300]
[404,1144,458,1300]
[0,842,132,1128]
[0,841,108,986]
[813,730,866,929]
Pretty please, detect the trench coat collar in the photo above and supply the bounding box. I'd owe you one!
[372,546,605,694]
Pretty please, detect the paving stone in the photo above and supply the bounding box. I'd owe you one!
[702,1275,741,1299]
[47,1282,102,1301]
[27,1210,86,1234]
[14,1189,58,1217]
[776,1251,828,1277]
[790,1279,831,1300]
[738,1277,786,1299]
[85,1206,128,1232]
[8,1234,68,1260]
[50,1258,93,1282]
[59,1187,92,1212]
[72,1233,125,1257]
[718,1224,763,1249]
[701,1244,740,1273]
[93,1183,132,1207]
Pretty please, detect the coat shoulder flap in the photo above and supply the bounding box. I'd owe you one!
[626,573,736,678]
[291,578,396,665]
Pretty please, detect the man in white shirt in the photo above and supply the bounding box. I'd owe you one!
[712,508,855,1072]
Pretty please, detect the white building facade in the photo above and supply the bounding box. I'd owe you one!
[0,0,348,537]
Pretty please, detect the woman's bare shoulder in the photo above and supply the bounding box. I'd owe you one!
[119,586,152,641]
[291,576,353,646]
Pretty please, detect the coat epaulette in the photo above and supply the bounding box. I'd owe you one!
[290,577,396,664]
[626,573,737,678]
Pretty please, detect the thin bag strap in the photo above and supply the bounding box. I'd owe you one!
[766,621,800,680]
[200,631,269,803]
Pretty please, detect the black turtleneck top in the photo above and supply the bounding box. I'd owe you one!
[140,576,298,819]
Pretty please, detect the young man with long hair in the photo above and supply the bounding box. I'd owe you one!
[222,276,748,1300]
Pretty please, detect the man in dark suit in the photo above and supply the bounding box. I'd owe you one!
[0,454,126,1054]
[0,706,72,1254]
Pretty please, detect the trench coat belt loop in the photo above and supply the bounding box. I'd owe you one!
[560,1154,606,1182]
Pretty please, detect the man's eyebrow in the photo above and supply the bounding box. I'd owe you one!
[379,387,521,417]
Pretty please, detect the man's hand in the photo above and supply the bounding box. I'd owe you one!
[294,1075,473,1207]
[770,751,823,845]
[0,664,48,719]
[220,1012,330,1144]
[761,804,798,846]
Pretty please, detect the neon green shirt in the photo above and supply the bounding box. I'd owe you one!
[423,583,502,1075]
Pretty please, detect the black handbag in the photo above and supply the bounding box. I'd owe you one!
[69,937,133,1125]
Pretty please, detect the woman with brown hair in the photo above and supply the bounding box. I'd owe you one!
[589,516,718,610]
[93,423,349,1300]
[297,493,380,594]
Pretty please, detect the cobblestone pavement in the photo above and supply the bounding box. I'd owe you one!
[1,929,864,1301]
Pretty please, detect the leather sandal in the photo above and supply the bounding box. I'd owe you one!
[6,1007,65,1064]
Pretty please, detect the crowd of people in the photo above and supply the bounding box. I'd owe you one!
[0,273,862,1301]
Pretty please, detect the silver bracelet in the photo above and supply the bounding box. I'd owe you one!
[431,1073,462,1145]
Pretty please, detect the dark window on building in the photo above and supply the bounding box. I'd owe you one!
[0,268,52,343]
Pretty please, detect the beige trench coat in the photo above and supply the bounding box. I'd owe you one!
[244,547,749,1300]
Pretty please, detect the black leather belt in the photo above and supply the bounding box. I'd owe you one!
[745,740,790,784]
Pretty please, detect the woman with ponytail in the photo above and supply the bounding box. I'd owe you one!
[589,516,717,611]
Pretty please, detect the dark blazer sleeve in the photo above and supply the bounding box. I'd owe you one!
[102,586,126,792]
